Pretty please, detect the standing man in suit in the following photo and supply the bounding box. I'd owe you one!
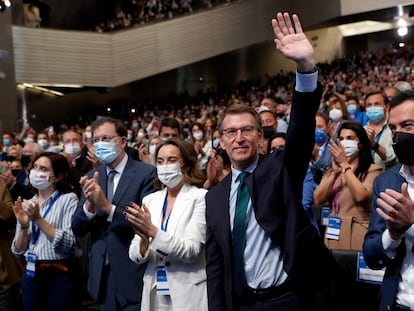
[71,117,156,311]
[205,12,336,311]
[363,90,414,311]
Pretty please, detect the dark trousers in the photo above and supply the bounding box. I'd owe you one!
[238,290,303,311]
[21,261,81,311]
[0,283,23,311]
[99,265,140,311]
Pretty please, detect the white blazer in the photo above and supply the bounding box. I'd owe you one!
[129,184,208,311]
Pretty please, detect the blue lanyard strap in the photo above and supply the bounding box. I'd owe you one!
[161,194,171,232]
[31,192,61,245]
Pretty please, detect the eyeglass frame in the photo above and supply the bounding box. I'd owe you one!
[92,135,120,143]
[221,126,258,139]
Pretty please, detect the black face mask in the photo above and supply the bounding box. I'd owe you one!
[11,169,21,177]
[262,126,275,139]
[392,132,414,165]
[20,154,31,168]
[4,155,16,162]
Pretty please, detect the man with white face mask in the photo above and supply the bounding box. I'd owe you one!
[72,117,156,311]
[364,90,397,170]
[61,130,93,191]
[62,130,83,163]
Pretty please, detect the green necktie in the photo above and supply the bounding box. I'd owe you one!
[232,171,250,295]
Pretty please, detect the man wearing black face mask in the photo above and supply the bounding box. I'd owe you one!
[363,89,414,311]
[0,142,43,201]
[259,109,278,155]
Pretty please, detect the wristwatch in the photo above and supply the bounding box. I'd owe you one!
[342,166,351,174]
[372,142,379,152]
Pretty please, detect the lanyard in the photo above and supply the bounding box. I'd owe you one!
[31,192,61,245]
[161,194,171,232]
[375,127,384,144]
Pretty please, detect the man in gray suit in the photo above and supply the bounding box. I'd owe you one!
[71,117,156,311]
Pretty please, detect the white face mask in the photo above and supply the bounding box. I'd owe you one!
[38,139,48,148]
[149,144,157,155]
[157,163,183,188]
[329,108,343,122]
[340,139,359,158]
[29,170,53,190]
[193,131,204,141]
[65,143,81,157]
[24,137,34,145]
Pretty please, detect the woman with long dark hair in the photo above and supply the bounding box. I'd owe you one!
[11,152,81,311]
[314,120,383,250]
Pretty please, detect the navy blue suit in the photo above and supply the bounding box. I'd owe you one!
[71,157,156,309]
[363,164,406,311]
[205,85,338,311]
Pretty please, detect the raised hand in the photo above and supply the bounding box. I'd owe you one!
[13,198,30,228]
[81,171,111,214]
[271,12,315,72]
[138,144,150,164]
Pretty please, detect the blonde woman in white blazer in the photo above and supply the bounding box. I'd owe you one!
[126,138,208,311]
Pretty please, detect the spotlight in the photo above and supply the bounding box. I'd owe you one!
[398,26,408,37]
[0,0,11,13]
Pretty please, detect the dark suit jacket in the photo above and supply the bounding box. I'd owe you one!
[205,85,338,310]
[9,169,34,201]
[363,164,405,311]
[71,156,156,303]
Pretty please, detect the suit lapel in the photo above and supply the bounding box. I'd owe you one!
[97,166,108,196]
[216,175,232,237]
[112,158,134,203]
[150,188,167,228]
[166,184,192,235]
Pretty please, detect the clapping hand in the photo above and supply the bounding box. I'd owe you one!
[13,198,30,228]
[376,183,414,240]
[80,171,111,214]
[125,202,157,240]
[328,139,347,173]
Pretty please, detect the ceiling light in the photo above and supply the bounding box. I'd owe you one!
[397,18,407,27]
[398,26,408,37]
[0,0,11,13]
[20,83,64,96]
[33,83,84,88]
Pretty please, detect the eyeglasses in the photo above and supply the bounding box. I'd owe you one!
[92,135,119,143]
[222,126,256,138]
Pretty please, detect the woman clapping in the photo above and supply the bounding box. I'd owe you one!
[11,152,81,311]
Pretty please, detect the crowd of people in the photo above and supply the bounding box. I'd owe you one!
[2,10,414,311]
[92,0,231,32]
